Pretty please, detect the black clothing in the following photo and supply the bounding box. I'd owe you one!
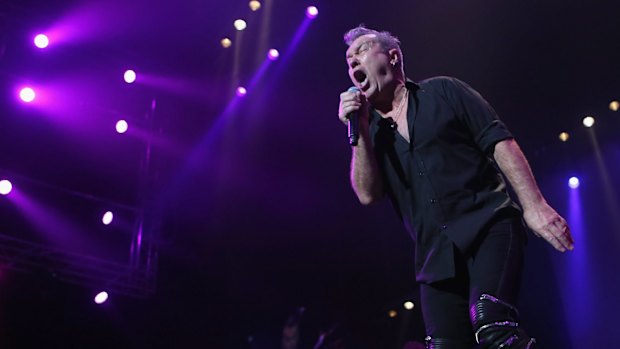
[419,214,526,343]
[368,76,521,283]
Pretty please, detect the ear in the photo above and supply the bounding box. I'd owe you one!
[388,48,400,66]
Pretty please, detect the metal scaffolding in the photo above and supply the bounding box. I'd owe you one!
[0,231,157,298]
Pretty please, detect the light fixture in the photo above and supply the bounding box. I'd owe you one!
[234,19,247,31]
[582,116,595,128]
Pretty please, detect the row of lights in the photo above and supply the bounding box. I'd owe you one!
[14,29,138,304]
[222,5,318,45]
[24,5,317,104]
[219,5,318,98]
[1,177,115,304]
[20,37,137,135]
[558,102,618,142]
[19,87,132,135]
[387,301,416,318]
[29,19,143,136]
[0,180,118,225]
[561,103,617,190]
[221,4,318,48]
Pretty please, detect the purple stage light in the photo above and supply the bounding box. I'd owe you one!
[0,180,12,195]
[568,176,580,189]
[34,34,49,49]
[306,6,318,19]
[236,86,247,97]
[116,120,128,134]
[124,69,136,83]
[267,48,280,60]
[94,291,108,304]
[19,87,36,103]
[102,211,113,225]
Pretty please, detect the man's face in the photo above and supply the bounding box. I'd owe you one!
[346,34,395,102]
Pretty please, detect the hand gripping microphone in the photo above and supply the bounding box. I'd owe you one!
[347,86,360,146]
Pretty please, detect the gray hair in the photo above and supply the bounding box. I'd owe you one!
[343,25,403,62]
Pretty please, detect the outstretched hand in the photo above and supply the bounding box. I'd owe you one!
[523,203,574,252]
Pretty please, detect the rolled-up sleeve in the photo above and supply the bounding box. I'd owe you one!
[441,77,513,154]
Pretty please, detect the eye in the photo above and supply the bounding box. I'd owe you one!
[358,43,370,54]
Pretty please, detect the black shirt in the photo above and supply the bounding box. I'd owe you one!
[369,76,520,283]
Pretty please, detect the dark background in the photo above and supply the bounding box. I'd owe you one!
[1,0,619,348]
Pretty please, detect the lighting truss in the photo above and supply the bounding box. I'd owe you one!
[0,231,157,298]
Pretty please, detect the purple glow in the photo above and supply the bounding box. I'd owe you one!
[236,86,247,97]
[267,48,280,60]
[0,180,12,195]
[569,176,580,189]
[565,175,590,343]
[102,211,113,225]
[306,6,318,19]
[19,87,36,103]
[124,70,136,83]
[9,188,94,253]
[94,291,108,304]
[34,34,49,48]
[116,120,128,134]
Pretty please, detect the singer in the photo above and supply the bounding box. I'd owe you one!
[337,25,574,349]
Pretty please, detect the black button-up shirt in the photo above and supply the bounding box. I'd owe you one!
[369,76,520,283]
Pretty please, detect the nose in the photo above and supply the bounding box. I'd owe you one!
[349,58,360,69]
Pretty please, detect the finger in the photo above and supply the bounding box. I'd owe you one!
[552,219,574,250]
[546,222,564,246]
[553,219,574,245]
[339,102,361,120]
[536,224,564,252]
[340,91,360,103]
[549,235,566,252]
[563,227,575,250]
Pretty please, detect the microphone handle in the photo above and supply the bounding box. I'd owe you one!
[348,112,359,146]
[347,87,360,146]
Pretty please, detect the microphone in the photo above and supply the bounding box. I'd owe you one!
[347,86,360,146]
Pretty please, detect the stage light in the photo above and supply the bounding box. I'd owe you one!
[249,0,261,11]
[234,19,247,31]
[221,37,232,48]
[568,177,580,189]
[559,132,570,142]
[403,301,415,310]
[610,100,619,112]
[116,120,128,134]
[19,87,36,103]
[34,34,49,49]
[267,48,279,60]
[0,180,12,195]
[94,291,109,304]
[306,6,319,19]
[124,69,136,84]
[388,310,397,318]
[236,86,247,97]
[582,116,595,128]
[102,211,113,225]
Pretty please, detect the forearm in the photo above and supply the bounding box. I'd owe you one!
[493,138,575,251]
[493,138,545,210]
[350,123,384,205]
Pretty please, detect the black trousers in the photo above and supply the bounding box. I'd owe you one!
[419,215,527,344]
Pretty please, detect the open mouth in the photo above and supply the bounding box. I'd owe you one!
[353,70,367,87]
